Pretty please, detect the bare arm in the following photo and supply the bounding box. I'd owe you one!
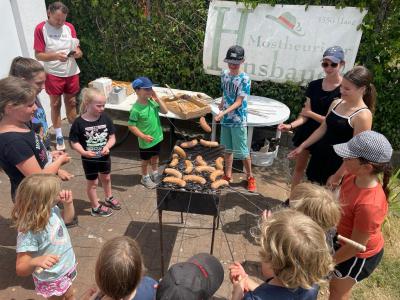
[35,50,68,62]
[16,154,70,177]
[333,229,369,264]
[16,252,59,277]
[151,90,169,114]
[59,190,75,224]
[215,96,244,122]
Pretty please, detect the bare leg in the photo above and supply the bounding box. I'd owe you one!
[86,179,100,209]
[50,94,62,129]
[243,156,252,178]
[290,150,310,192]
[141,159,149,176]
[150,155,159,172]
[329,277,355,300]
[63,93,77,124]
[224,152,234,178]
[99,173,112,198]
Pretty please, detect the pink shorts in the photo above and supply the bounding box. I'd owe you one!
[33,265,77,298]
[45,73,80,96]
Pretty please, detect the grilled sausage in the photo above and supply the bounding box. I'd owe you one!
[195,166,216,173]
[180,139,198,149]
[164,168,183,179]
[173,145,186,158]
[210,170,224,182]
[211,179,229,190]
[200,139,219,148]
[215,157,224,170]
[183,175,206,185]
[163,176,186,187]
[184,160,194,174]
[199,117,212,133]
[195,155,208,166]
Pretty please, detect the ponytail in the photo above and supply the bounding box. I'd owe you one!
[343,66,376,114]
[381,163,393,199]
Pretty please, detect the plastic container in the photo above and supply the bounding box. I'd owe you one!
[89,77,112,97]
[108,86,127,104]
[251,146,279,167]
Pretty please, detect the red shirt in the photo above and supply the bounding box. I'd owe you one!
[337,174,388,258]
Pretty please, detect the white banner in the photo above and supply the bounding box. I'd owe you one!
[203,1,367,84]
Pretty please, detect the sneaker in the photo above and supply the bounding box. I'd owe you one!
[105,197,121,210]
[151,172,161,184]
[91,204,113,217]
[247,176,256,193]
[222,175,233,183]
[141,176,157,189]
[56,136,66,151]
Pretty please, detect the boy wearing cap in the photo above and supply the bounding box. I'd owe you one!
[128,77,168,188]
[215,45,256,192]
[329,131,392,300]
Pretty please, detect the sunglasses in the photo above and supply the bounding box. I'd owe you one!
[321,62,339,68]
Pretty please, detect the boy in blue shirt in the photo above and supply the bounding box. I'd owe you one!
[215,45,256,192]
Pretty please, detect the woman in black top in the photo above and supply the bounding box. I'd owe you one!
[279,46,344,191]
[288,66,375,187]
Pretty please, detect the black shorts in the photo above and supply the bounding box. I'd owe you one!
[139,142,161,161]
[333,248,384,282]
[82,155,111,180]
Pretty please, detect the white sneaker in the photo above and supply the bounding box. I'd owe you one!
[141,176,157,189]
[151,172,161,184]
[56,136,66,151]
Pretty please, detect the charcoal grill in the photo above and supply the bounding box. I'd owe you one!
[156,141,225,275]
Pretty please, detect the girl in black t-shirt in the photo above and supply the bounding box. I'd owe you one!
[0,77,70,201]
[278,46,344,193]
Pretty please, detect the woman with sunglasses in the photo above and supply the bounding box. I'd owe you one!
[279,46,344,192]
[288,65,375,188]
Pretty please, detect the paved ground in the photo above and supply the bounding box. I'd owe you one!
[0,123,291,300]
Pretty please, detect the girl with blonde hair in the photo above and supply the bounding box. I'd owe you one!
[69,87,120,217]
[229,209,334,300]
[13,174,76,299]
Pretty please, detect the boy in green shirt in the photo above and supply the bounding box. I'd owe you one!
[128,77,168,188]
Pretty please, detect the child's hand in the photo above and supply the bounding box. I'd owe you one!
[33,254,59,270]
[58,190,73,204]
[101,146,110,156]
[81,286,102,300]
[51,150,65,161]
[278,123,291,132]
[231,275,248,300]
[142,135,154,143]
[229,262,247,283]
[57,169,74,181]
[151,89,159,101]
[55,152,71,165]
[84,151,97,158]
[214,112,224,122]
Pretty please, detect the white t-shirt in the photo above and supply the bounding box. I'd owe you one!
[34,21,80,77]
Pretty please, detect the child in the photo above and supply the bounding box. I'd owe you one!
[9,56,74,182]
[290,182,342,252]
[127,77,168,189]
[82,236,157,300]
[69,87,120,217]
[329,131,392,300]
[12,174,76,300]
[156,253,224,299]
[0,76,70,201]
[278,46,344,191]
[214,45,256,192]
[229,209,333,300]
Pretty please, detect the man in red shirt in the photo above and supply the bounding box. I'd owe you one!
[34,1,83,150]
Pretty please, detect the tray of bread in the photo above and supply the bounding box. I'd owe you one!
[160,93,211,120]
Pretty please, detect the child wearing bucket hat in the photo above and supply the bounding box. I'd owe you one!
[279,46,344,195]
[156,253,224,300]
[215,45,256,192]
[329,130,392,299]
[229,209,334,300]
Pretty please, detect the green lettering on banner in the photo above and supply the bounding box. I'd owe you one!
[207,6,251,71]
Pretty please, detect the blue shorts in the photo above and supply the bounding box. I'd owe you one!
[220,126,249,159]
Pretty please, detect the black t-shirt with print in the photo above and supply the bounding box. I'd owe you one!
[69,114,115,156]
[0,130,48,199]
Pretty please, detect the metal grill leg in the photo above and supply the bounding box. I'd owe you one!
[158,210,164,277]
[210,215,217,255]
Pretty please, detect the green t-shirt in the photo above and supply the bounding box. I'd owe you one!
[128,98,163,149]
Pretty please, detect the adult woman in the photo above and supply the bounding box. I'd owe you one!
[0,76,70,201]
[279,46,344,191]
[288,66,375,187]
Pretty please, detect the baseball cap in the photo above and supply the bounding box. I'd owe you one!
[156,253,224,300]
[224,45,245,65]
[322,46,344,63]
[132,77,153,89]
[333,130,393,163]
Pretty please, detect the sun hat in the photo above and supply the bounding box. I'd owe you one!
[224,45,245,65]
[333,130,392,163]
[156,253,224,300]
